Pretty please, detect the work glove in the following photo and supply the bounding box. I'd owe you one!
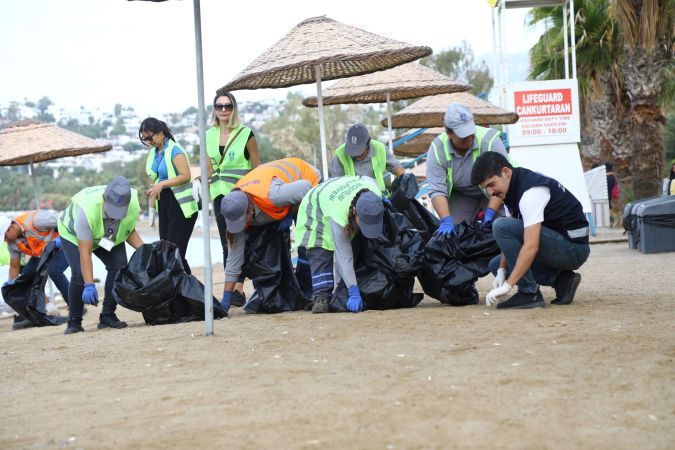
[277,214,294,232]
[53,236,62,249]
[3,279,15,288]
[486,282,512,306]
[346,285,363,313]
[381,195,392,208]
[483,208,496,226]
[82,283,99,306]
[493,268,507,290]
[220,291,232,314]
[434,216,455,237]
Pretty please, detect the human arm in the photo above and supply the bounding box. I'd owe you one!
[126,230,144,250]
[331,156,345,177]
[223,231,246,292]
[426,143,451,219]
[8,257,21,280]
[246,136,262,168]
[504,223,541,288]
[78,239,95,285]
[268,179,313,207]
[385,148,405,177]
[331,220,362,312]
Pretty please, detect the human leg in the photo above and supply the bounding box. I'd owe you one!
[307,247,334,314]
[61,239,85,334]
[93,243,128,328]
[47,249,70,304]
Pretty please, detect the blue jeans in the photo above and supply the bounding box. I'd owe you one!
[21,249,70,304]
[488,217,590,293]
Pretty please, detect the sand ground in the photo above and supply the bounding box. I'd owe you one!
[0,234,673,450]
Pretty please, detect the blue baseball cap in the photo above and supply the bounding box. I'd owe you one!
[103,176,132,219]
[355,191,384,239]
[221,189,250,233]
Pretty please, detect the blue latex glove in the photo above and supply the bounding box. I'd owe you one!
[220,291,232,313]
[82,283,99,306]
[277,214,293,232]
[483,208,496,225]
[381,195,392,208]
[3,279,15,288]
[53,236,62,249]
[435,216,455,236]
[346,285,363,313]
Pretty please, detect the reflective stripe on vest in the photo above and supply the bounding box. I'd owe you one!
[57,185,140,249]
[430,126,501,197]
[234,157,321,220]
[295,176,381,252]
[335,139,387,192]
[206,125,253,199]
[14,210,58,257]
[145,140,198,218]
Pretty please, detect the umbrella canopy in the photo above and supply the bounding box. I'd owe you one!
[393,128,444,157]
[0,119,111,166]
[383,92,519,129]
[301,63,470,106]
[219,16,432,92]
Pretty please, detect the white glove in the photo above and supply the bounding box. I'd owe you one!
[493,268,507,289]
[486,282,512,306]
[192,179,202,203]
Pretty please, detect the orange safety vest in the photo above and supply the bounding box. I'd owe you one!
[14,211,59,257]
[234,158,320,220]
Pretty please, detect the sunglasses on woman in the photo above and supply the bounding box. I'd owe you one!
[214,103,234,111]
[140,132,156,144]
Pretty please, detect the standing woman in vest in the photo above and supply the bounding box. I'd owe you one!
[206,91,261,305]
[295,176,385,314]
[140,117,198,274]
[331,124,405,194]
[58,177,145,334]
[426,103,511,236]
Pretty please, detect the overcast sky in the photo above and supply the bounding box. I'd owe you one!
[0,0,543,116]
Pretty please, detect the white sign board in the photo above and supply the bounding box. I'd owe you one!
[506,79,581,147]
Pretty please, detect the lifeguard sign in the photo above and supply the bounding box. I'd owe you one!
[507,79,580,146]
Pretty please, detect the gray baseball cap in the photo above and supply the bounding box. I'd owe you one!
[221,189,250,233]
[344,123,370,156]
[103,176,132,220]
[443,103,476,138]
[355,191,384,239]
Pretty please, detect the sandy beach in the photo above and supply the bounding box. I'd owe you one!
[0,232,673,449]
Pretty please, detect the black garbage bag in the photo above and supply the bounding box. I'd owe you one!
[242,224,311,314]
[113,240,226,325]
[419,221,500,306]
[1,242,63,326]
[331,208,425,311]
[390,173,439,241]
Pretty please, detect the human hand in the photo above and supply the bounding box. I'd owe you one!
[483,208,496,226]
[381,195,392,208]
[486,282,512,306]
[82,283,99,306]
[220,291,232,313]
[145,183,163,200]
[54,236,62,249]
[3,279,15,288]
[346,285,363,313]
[493,267,507,290]
[277,214,293,232]
[434,216,455,236]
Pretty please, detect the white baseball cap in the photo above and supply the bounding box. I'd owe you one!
[443,103,476,138]
[0,216,11,241]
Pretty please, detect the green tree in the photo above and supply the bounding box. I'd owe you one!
[110,117,126,136]
[7,102,20,121]
[182,106,197,116]
[114,103,122,118]
[419,41,494,95]
[36,96,55,122]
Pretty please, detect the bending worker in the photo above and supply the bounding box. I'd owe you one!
[218,157,321,312]
[58,176,144,334]
[426,103,510,235]
[1,210,69,302]
[295,176,385,314]
[332,123,405,194]
[471,153,590,309]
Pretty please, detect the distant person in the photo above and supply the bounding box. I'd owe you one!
[471,153,590,309]
[218,158,321,312]
[57,177,144,334]
[206,91,261,306]
[426,103,511,236]
[1,211,69,303]
[592,161,618,208]
[669,160,675,195]
[331,123,405,194]
[295,176,386,314]
[139,117,198,274]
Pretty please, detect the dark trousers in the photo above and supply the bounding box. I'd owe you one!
[61,238,127,319]
[306,247,335,300]
[213,194,229,274]
[158,188,197,275]
[21,249,70,305]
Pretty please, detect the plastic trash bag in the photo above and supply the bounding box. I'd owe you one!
[390,173,439,241]
[242,224,311,314]
[113,240,226,325]
[419,221,500,306]
[1,242,64,327]
[331,208,425,311]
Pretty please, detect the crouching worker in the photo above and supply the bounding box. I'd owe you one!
[58,176,145,334]
[470,153,590,309]
[218,158,321,312]
[295,176,385,314]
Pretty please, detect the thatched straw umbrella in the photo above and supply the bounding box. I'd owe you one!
[383,92,519,129]
[392,128,445,157]
[302,63,470,153]
[218,15,432,178]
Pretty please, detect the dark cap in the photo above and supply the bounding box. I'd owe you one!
[220,190,250,233]
[355,191,384,239]
[344,124,370,156]
[443,103,476,138]
[103,176,132,220]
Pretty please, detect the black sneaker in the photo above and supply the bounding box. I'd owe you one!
[12,315,38,331]
[552,271,581,305]
[98,314,128,329]
[64,317,84,335]
[230,290,246,307]
[311,295,330,314]
[496,290,545,309]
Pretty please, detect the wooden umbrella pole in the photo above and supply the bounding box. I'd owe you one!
[315,65,329,179]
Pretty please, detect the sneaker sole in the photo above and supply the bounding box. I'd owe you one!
[97,323,128,330]
[497,300,545,309]
[552,274,581,305]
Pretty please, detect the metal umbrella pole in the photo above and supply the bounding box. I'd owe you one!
[314,65,329,180]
